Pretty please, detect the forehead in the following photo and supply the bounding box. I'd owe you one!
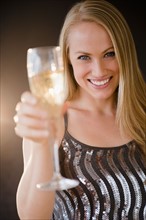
[68,21,112,51]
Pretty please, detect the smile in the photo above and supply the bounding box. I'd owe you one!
[89,77,111,86]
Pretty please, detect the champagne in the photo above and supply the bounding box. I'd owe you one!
[28,70,66,117]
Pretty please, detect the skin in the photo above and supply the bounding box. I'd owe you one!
[69,22,119,102]
[67,22,130,147]
[14,21,131,219]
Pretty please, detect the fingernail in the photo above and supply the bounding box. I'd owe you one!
[13,115,18,123]
[15,103,20,111]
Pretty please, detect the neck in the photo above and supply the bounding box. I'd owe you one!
[70,90,117,116]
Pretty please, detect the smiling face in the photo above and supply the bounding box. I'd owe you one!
[68,22,119,101]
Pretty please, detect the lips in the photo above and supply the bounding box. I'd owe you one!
[89,77,111,86]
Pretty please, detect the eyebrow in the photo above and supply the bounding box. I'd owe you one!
[75,46,114,55]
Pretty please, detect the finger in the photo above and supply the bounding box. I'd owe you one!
[13,114,18,123]
[14,124,49,141]
[15,102,48,119]
[14,114,48,129]
[21,91,37,105]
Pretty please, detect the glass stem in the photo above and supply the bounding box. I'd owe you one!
[53,140,60,175]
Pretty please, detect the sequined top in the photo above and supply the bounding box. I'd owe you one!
[52,130,146,220]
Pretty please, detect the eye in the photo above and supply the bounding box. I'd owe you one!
[104,51,115,58]
[78,55,90,60]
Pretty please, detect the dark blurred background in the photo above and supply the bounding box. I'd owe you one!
[1,1,146,219]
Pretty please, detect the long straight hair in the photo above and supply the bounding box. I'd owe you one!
[59,0,146,154]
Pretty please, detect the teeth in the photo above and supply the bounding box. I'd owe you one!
[90,78,110,86]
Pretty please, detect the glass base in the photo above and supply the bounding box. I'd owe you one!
[36,174,79,191]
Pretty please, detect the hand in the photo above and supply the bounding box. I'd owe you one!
[14,91,68,143]
[14,91,50,143]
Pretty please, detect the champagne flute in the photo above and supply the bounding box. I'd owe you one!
[27,46,79,191]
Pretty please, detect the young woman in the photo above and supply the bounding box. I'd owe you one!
[14,0,146,219]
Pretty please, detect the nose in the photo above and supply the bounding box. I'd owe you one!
[91,59,104,77]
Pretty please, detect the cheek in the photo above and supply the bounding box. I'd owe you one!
[71,57,90,74]
[108,60,119,76]
[113,60,119,73]
[71,63,87,80]
[115,63,119,74]
[114,64,120,84]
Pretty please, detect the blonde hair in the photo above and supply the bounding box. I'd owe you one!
[59,0,146,154]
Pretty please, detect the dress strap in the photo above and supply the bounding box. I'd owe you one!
[64,113,68,131]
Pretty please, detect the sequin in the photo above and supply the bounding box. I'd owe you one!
[52,133,146,220]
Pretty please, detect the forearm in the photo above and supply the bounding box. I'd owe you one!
[13,92,66,219]
[16,139,55,220]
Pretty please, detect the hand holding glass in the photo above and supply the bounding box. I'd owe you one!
[27,46,79,191]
